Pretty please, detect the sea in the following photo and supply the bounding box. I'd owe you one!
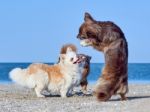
[0,63,150,84]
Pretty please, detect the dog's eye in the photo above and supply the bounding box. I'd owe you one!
[70,58,74,61]
[87,32,93,36]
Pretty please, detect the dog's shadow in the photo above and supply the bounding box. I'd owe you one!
[43,91,93,98]
[110,95,150,101]
[127,95,150,100]
[71,91,93,97]
[44,94,61,97]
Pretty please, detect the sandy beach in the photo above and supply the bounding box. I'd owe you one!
[0,83,150,112]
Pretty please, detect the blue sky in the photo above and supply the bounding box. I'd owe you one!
[0,0,150,63]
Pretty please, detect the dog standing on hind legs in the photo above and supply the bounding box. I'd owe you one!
[77,12,128,101]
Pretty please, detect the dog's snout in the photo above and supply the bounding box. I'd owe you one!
[77,35,84,40]
[77,34,80,39]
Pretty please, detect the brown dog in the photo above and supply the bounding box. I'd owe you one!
[77,13,128,101]
[58,44,91,93]
[77,54,91,93]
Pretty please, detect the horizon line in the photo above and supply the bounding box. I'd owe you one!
[0,62,150,64]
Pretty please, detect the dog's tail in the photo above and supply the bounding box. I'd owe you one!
[9,68,29,87]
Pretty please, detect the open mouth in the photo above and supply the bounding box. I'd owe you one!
[73,58,82,64]
[73,55,87,64]
[80,38,94,47]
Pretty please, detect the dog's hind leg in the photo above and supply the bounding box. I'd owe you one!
[117,77,128,100]
[120,93,127,100]
[118,84,128,100]
[80,79,88,94]
[35,85,45,98]
[82,85,87,94]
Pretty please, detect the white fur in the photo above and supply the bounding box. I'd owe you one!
[61,64,82,92]
[80,40,91,46]
[9,67,50,97]
[9,68,29,87]
[9,68,49,88]
[47,64,82,98]
[9,50,84,98]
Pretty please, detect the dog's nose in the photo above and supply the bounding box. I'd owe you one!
[77,34,80,39]
[77,35,84,40]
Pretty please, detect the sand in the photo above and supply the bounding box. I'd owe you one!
[0,83,150,112]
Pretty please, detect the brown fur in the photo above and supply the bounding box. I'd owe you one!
[60,44,77,54]
[78,54,91,92]
[57,44,77,63]
[58,44,91,92]
[27,63,63,84]
[77,12,128,101]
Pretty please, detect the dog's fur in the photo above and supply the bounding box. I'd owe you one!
[60,44,77,54]
[77,12,128,101]
[76,54,91,92]
[58,44,91,93]
[57,44,77,63]
[9,48,84,98]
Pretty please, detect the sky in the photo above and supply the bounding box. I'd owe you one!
[0,0,150,63]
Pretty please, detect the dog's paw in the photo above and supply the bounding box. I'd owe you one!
[37,94,45,98]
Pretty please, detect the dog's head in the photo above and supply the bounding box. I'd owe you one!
[59,47,85,66]
[77,54,91,66]
[77,12,102,47]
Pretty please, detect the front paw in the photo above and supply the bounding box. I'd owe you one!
[61,95,67,98]
[37,94,45,98]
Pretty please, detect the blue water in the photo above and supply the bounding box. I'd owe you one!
[0,63,150,83]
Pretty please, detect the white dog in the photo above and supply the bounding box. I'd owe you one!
[9,47,85,98]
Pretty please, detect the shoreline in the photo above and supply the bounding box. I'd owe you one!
[0,83,150,112]
[1,80,150,85]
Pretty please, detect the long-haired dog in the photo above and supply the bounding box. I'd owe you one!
[77,12,128,101]
[9,47,85,98]
[58,44,91,93]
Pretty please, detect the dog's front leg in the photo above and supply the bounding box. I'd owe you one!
[35,85,45,98]
[60,87,68,98]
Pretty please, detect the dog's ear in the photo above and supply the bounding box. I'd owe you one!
[66,47,72,53]
[84,12,94,23]
[59,54,66,61]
